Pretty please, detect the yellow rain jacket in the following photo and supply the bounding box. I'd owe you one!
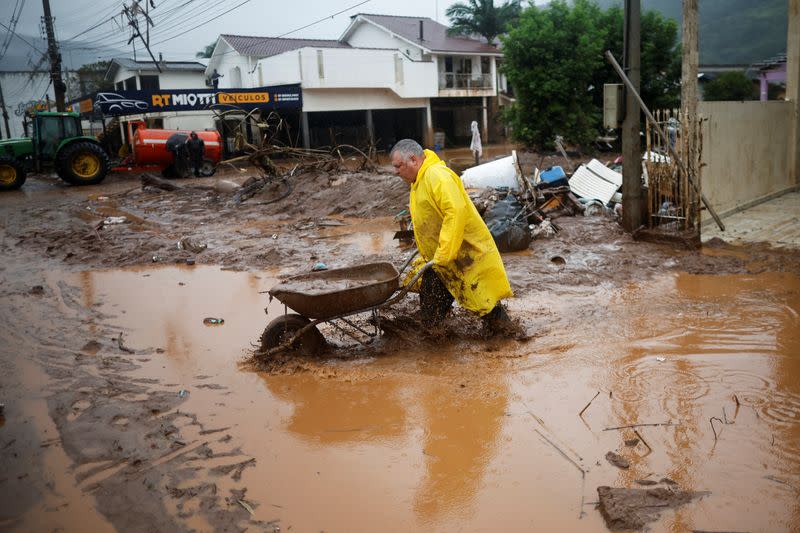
[405,150,512,316]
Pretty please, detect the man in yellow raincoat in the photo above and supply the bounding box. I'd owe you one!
[390,139,513,330]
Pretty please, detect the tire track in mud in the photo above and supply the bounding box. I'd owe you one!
[0,256,270,532]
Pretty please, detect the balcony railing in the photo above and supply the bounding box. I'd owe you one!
[438,73,493,90]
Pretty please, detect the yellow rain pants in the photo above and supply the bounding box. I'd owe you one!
[405,150,512,316]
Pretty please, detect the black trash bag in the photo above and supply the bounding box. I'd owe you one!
[483,194,532,252]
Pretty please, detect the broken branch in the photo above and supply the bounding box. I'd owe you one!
[117,332,134,354]
[534,428,585,478]
[709,417,723,441]
[633,429,652,453]
[578,390,601,418]
[603,422,677,431]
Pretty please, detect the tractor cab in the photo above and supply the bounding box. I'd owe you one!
[27,112,84,164]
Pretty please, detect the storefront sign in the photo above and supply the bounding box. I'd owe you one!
[88,84,302,116]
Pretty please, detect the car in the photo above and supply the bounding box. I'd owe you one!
[94,92,149,113]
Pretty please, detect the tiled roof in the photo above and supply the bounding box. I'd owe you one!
[220,34,350,58]
[355,14,501,55]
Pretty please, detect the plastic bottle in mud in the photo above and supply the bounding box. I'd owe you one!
[203,317,224,325]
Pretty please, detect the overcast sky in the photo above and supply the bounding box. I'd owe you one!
[3,0,544,64]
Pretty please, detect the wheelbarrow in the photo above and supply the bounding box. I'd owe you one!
[258,252,432,357]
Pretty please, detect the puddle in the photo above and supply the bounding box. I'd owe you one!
[13,265,800,532]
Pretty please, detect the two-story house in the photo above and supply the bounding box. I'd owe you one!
[205,14,504,150]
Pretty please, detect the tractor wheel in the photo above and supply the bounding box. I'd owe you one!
[260,314,326,356]
[199,159,216,177]
[57,142,110,185]
[0,158,26,191]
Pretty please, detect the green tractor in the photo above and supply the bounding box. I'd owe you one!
[0,111,110,191]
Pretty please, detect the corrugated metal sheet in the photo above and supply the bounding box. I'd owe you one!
[569,159,623,204]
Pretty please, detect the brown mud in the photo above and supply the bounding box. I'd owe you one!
[1,165,800,532]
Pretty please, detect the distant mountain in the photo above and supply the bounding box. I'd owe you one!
[594,0,787,65]
[0,33,127,72]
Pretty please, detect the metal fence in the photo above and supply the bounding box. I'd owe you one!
[438,73,492,90]
[643,108,702,234]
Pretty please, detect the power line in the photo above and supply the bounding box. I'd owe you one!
[277,0,371,38]
[62,0,216,50]
[0,0,26,60]
[0,18,44,54]
[150,0,253,47]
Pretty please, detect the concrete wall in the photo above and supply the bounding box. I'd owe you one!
[0,71,56,138]
[110,68,206,90]
[700,100,795,219]
[211,40,256,89]
[347,21,425,61]
[302,88,427,112]
[257,47,437,100]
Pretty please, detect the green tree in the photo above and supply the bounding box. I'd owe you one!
[594,6,680,111]
[75,61,113,95]
[446,0,521,45]
[702,71,756,101]
[501,0,604,148]
[196,41,216,59]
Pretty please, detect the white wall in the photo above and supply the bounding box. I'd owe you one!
[347,20,425,61]
[700,100,795,218]
[111,68,206,90]
[211,40,256,89]
[157,71,206,90]
[258,47,437,99]
[302,88,427,112]
[162,111,216,131]
[0,71,55,138]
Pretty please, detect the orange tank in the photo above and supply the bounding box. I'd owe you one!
[131,121,222,166]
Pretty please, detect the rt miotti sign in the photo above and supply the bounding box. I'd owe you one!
[85,84,302,116]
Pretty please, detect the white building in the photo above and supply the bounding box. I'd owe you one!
[205,14,505,149]
[0,70,68,139]
[104,57,212,133]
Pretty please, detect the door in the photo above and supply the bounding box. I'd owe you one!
[36,116,64,160]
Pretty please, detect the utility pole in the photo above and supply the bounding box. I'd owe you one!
[42,0,66,111]
[621,0,642,232]
[124,2,161,72]
[681,0,700,230]
[0,80,11,138]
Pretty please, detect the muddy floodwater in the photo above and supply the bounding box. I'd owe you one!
[3,262,798,532]
[1,171,799,532]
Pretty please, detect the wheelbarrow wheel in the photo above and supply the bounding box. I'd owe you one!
[260,314,326,356]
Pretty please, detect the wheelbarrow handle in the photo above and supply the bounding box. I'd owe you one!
[398,249,419,275]
[389,259,434,301]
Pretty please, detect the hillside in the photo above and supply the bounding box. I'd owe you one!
[595,0,787,65]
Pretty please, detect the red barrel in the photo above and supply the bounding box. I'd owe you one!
[132,122,222,166]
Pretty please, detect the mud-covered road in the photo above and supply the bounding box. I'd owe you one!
[1,166,799,532]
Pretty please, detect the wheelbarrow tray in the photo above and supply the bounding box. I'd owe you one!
[268,262,400,320]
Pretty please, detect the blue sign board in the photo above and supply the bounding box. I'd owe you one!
[73,84,302,117]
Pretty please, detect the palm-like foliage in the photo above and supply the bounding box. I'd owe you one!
[445,0,522,45]
[196,41,216,59]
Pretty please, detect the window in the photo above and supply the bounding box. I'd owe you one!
[139,75,160,90]
[123,76,137,90]
[63,117,79,138]
[481,56,490,75]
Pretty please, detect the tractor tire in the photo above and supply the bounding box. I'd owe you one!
[57,142,110,185]
[260,314,326,356]
[0,158,26,191]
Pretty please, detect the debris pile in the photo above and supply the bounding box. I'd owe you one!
[459,149,626,252]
